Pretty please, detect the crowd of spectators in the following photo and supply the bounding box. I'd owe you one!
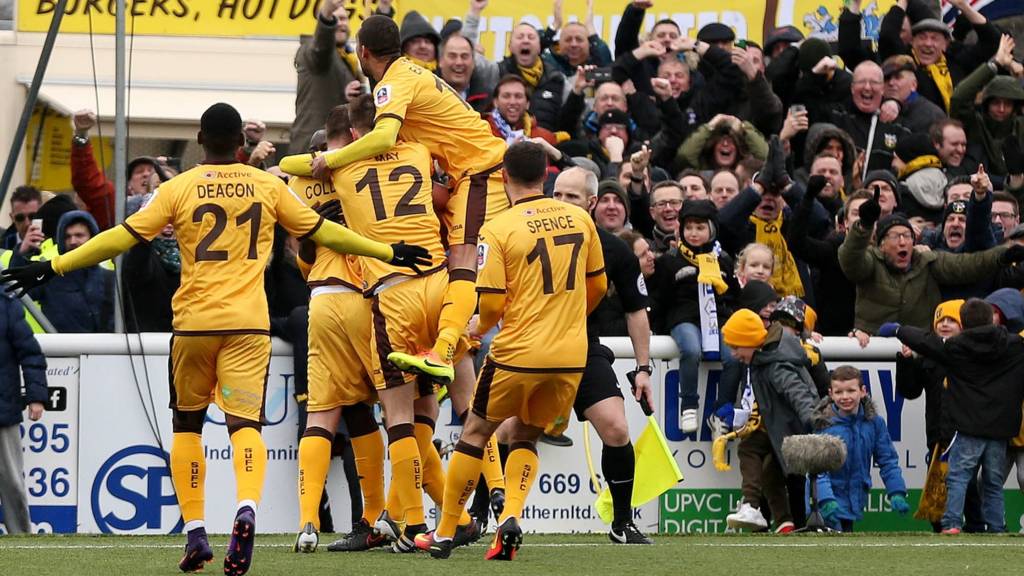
[4,0,1024,534]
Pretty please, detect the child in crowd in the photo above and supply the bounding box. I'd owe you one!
[650,200,738,433]
[881,299,1024,533]
[721,309,819,533]
[895,300,985,531]
[815,365,910,532]
[734,243,774,288]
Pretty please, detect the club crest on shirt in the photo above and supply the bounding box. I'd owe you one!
[884,133,897,149]
[477,243,489,268]
[637,273,648,296]
[375,84,392,106]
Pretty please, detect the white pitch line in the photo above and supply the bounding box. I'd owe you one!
[0,541,1020,550]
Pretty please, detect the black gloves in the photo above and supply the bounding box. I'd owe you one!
[0,260,55,297]
[313,199,343,223]
[389,241,432,273]
[858,185,882,230]
[805,174,828,201]
[755,135,791,194]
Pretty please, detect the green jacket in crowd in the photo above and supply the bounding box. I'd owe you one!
[837,222,1008,333]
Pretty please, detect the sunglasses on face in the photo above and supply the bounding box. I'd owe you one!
[13,212,37,223]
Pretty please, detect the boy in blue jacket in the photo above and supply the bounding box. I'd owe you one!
[815,365,909,532]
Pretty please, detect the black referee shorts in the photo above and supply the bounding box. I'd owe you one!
[572,343,623,420]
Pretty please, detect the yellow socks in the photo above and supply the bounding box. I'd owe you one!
[388,424,425,526]
[171,432,206,524]
[297,428,332,530]
[230,426,267,506]
[501,443,539,523]
[432,276,476,361]
[415,418,472,525]
[351,429,386,524]
[482,435,505,492]
[436,441,484,539]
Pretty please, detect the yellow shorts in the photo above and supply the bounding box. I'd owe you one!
[443,163,509,246]
[370,270,468,391]
[169,333,271,422]
[471,357,583,428]
[307,290,377,412]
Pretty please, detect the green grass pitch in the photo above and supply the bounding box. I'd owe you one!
[1,533,1022,575]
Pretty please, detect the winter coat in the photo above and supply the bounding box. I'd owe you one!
[814,397,907,523]
[896,324,1024,439]
[648,245,735,335]
[896,346,952,451]
[497,56,566,132]
[288,15,362,155]
[70,140,117,230]
[825,102,911,173]
[837,221,1008,333]
[794,122,857,187]
[35,211,114,333]
[894,94,948,136]
[122,241,180,332]
[785,193,854,336]
[950,63,1024,179]
[748,326,820,475]
[879,3,1001,113]
[0,294,47,427]
[676,121,768,173]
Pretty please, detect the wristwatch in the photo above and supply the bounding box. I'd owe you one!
[72,134,89,147]
[634,364,653,375]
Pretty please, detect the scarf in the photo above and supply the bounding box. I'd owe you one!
[679,242,728,360]
[337,47,365,81]
[915,52,952,113]
[750,213,804,297]
[152,237,181,274]
[897,154,943,179]
[406,55,437,71]
[490,108,532,145]
[517,58,544,87]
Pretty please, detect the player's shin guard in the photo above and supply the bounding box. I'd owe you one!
[432,274,476,362]
[297,427,333,530]
[501,442,539,523]
[602,442,636,526]
[483,435,506,491]
[230,426,268,506]
[388,424,425,526]
[416,417,473,525]
[351,431,385,524]
[437,441,484,539]
[171,432,206,524]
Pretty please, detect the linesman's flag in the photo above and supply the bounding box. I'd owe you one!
[594,372,683,524]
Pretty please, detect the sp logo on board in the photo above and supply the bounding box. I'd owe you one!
[91,445,183,534]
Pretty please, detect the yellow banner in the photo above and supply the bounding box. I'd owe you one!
[17,0,767,47]
[778,0,898,43]
[24,105,112,192]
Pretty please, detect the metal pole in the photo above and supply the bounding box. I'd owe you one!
[0,0,69,208]
[113,0,126,332]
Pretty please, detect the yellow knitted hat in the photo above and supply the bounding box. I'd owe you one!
[723,309,769,349]
[933,299,964,330]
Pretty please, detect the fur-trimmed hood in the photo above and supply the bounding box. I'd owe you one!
[814,395,877,431]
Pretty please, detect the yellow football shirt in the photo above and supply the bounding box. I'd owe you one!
[288,174,363,291]
[331,141,446,293]
[476,195,605,370]
[125,163,323,333]
[373,57,506,178]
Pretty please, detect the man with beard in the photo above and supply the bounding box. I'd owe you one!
[838,187,1019,334]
